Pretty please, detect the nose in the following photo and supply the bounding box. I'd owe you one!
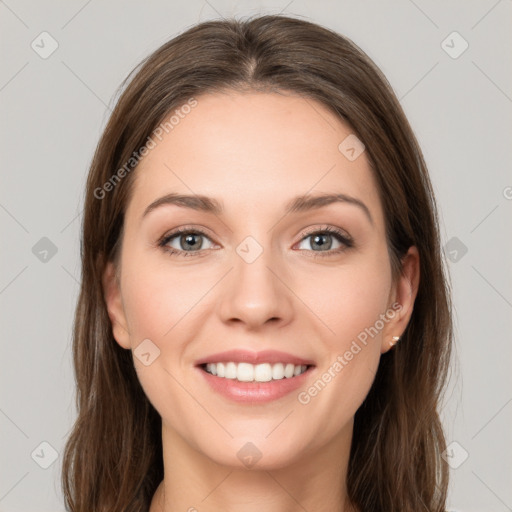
[217,243,294,331]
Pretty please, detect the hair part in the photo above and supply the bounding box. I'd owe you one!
[62,14,453,512]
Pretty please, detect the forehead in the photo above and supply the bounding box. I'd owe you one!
[127,91,383,225]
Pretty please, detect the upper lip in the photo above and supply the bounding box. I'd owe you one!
[195,349,315,367]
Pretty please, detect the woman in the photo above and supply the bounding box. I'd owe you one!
[61,14,453,512]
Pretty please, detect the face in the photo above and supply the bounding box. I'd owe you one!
[103,91,419,470]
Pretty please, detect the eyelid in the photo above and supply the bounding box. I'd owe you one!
[171,223,215,236]
[298,224,353,243]
[293,225,354,257]
[158,224,217,245]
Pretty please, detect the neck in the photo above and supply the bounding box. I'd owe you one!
[150,419,357,512]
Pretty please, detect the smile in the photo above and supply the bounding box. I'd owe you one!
[202,362,310,382]
[194,349,316,403]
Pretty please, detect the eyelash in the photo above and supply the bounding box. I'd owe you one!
[157,225,354,259]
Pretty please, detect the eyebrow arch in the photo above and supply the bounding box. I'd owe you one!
[142,192,373,225]
[143,193,223,218]
[286,193,373,225]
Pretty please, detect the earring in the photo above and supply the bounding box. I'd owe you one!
[389,336,400,347]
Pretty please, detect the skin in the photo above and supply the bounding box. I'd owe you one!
[103,90,419,512]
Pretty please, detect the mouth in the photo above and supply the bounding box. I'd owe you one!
[198,361,313,382]
[194,349,316,403]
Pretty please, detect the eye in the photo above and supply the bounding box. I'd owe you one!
[158,225,354,258]
[158,227,216,257]
[295,226,353,257]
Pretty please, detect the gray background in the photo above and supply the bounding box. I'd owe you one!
[1,1,511,511]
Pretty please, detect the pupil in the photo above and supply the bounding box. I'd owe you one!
[312,234,332,251]
[182,233,201,250]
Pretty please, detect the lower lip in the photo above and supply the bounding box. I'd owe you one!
[196,365,315,403]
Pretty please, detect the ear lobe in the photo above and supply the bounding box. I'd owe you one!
[102,261,131,349]
[381,246,420,354]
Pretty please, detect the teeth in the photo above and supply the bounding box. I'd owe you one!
[272,363,285,380]
[284,363,295,378]
[225,362,237,379]
[204,362,308,382]
[238,362,255,382]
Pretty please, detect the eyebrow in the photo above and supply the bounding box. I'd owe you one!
[142,192,373,225]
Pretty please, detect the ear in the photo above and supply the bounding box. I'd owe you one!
[102,261,131,349]
[381,246,420,354]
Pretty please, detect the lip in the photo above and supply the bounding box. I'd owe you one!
[194,349,315,367]
[196,364,315,403]
[195,349,316,404]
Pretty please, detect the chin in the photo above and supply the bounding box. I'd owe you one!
[200,434,309,471]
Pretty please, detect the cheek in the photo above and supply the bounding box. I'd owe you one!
[295,251,391,414]
[119,260,202,422]
[120,255,204,343]
[307,253,392,344]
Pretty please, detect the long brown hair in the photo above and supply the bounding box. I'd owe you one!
[61,14,453,512]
